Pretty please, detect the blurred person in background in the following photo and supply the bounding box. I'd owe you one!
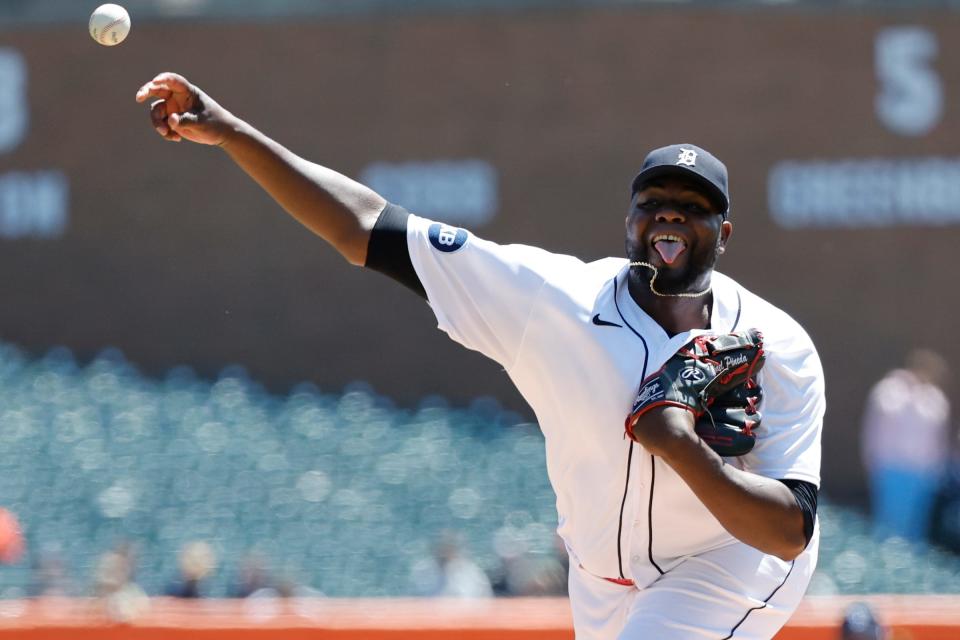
[931,430,960,553]
[491,533,567,597]
[840,602,885,640]
[228,551,325,599]
[861,349,951,541]
[229,550,273,598]
[94,541,149,621]
[165,540,217,598]
[409,530,493,598]
[491,551,567,596]
[27,545,74,597]
[0,508,24,566]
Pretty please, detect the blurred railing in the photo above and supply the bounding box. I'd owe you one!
[0,597,959,639]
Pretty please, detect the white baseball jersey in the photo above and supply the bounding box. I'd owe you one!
[394,215,825,638]
[401,213,824,636]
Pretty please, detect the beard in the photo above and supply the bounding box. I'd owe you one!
[627,238,720,296]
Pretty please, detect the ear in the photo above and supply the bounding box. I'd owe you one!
[625,193,639,228]
[717,220,733,254]
[627,191,640,213]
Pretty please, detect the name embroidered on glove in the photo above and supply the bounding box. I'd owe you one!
[632,379,665,412]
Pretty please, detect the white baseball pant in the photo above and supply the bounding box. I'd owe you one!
[567,527,819,639]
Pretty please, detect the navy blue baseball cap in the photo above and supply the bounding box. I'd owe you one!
[630,144,730,217]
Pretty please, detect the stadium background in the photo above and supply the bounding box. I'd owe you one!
[1,0,959,636]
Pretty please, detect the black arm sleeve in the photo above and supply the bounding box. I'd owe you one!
[778,478,818,547]
[364,203,427,300]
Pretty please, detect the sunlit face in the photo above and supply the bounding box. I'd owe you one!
[625,178,731,295]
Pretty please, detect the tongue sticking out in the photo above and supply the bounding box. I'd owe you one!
[653,240,686,265]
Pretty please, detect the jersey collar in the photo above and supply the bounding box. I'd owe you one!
[613,264,743,336]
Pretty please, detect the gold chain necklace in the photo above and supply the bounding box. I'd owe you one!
[628,261,712,299]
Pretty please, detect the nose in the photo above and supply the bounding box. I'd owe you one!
[655,207,685,224]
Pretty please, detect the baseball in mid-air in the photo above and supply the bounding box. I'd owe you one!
[89,4,131,47]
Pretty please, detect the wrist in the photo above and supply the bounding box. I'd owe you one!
[215,112,245,150]
[629,405,697,458]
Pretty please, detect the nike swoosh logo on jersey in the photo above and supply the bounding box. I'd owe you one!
[592,314,622,328]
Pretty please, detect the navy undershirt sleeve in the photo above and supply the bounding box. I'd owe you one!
[364,203,427,300]
[779,478,818,546]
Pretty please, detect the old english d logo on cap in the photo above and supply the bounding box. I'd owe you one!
[676,148,698,167]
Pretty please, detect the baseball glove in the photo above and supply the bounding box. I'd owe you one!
[625,329,765,446]
[694,378,762,457]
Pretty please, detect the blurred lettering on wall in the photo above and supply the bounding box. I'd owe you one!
[0,171,69,239]
[768,157,960,228]
[0,47,69,239]
[0,50,28,154]
[360,159,498,226]
[768,25,955,229]
[875,26,942,137]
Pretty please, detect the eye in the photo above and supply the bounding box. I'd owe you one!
[637,199,660,211]
[683,202,708,215]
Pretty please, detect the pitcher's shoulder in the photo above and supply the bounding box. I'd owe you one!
[714,272,820,357]
[584,257,629,280]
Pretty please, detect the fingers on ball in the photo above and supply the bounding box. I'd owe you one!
[153,72,188,86]
[149,99,166,128]
[136,72,191,101]
[149,102,173,138]
[136,82,172,103]
[147,101,180,141]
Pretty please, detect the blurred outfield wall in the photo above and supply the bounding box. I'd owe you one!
[1,7,958,501]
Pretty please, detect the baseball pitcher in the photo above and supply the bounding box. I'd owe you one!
[137,73,823,639]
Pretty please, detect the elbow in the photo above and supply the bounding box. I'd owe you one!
[771,530,809,561]
[343,247,366,267]
[772,541,806,562]
[771,493,812,561]
[753,516,808,561]
[337,231,371,267]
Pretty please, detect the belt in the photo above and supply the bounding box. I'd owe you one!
[580,564,636,587]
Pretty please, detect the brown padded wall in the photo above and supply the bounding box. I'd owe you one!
[1,9,958,499]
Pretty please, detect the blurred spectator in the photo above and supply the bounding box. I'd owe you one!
[165,541,217,598]
[27,546,74,597]
[409,531,493,598]
[840,601,885,640]
[246,573,323,600]
[94,541,149,621]
[861,349,951,541]
[492,553,567,596]
[94,541,138,596]
[491,533,567,597]
[931,432,960,553]
[229,550,273,598]
[0,508,24,565]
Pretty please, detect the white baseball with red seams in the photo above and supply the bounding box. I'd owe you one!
[89,4,131,47]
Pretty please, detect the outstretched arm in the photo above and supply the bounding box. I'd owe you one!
[135,72,384,265]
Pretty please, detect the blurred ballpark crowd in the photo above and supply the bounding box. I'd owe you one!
[0,342,571,602]
[0,341,959,611]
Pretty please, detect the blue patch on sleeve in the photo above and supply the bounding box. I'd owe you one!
[428,223,469,253]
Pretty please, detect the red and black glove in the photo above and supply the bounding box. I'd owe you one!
[625,329,765,455]
[694,378,762,457]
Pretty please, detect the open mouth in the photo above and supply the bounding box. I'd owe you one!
[651,233,687,265]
